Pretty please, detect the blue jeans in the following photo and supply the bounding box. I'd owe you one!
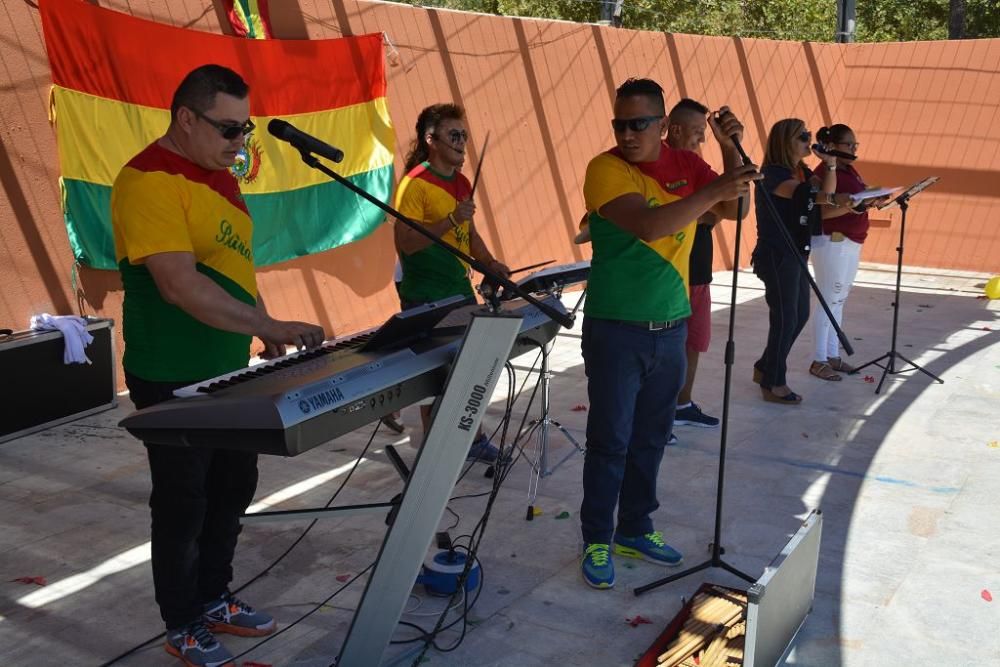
[580,316,687,545]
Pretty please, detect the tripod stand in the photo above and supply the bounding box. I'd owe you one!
[523,338,585,518]
[635,136,852,597]
[524,288,587,519]
[851,177,943,394]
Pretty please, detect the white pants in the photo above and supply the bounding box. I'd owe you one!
[810,235,862,361]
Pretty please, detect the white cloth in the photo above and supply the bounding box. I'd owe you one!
[29,313,94,365]
[810,235,862,361]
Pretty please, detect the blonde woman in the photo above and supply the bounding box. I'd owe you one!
[750,119,836,404]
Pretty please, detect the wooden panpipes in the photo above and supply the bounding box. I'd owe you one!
[656,586,747,667]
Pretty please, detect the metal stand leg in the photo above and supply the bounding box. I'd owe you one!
[524,339,584,520]
[335,312,522,666]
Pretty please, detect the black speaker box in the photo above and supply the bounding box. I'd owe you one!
[1,318,117,443]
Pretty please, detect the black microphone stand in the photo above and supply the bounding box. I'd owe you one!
[850,181,943,393]
[635,136,852,596]
[292,149,574,331]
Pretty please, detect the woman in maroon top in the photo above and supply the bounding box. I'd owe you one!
[809,124,882,380]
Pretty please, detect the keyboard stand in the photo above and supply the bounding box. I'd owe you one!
[333,311,522,665]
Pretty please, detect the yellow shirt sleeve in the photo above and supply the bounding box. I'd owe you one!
[583,153,644,215]
[112,169,193,264]
[395,175,427,223]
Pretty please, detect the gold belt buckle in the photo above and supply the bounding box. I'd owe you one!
[831,231,845,242]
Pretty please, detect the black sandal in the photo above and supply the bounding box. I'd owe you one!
[761,387,803,404]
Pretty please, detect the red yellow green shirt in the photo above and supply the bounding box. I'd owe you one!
[583,144,717,321]
[112,142,258,382]
[395,162,474,304]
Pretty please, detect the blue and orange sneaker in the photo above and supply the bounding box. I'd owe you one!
[613,531,683,566]
[203,592,276,638]
[165,620,235,667]
[581,543,615,589]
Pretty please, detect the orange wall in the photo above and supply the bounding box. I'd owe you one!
[2,0,998,357]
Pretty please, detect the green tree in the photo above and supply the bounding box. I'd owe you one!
[394,0,999,42]
[621,0,836,41]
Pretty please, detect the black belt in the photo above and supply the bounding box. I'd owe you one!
[611,318,684,331]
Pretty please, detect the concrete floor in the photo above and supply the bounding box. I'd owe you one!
[1,264,998,667]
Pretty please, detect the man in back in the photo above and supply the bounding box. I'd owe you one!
[665,98,722,429]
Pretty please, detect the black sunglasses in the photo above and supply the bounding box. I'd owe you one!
[434,129,469,144]
[611,115,664,133]
[193,109,255,140]
[798,131,812,143]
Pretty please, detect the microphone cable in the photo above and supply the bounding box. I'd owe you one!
[404,357,549,663]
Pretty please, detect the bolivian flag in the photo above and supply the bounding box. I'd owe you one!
[41,0,394,270]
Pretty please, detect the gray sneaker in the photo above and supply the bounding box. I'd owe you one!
[165,620,234,667]
[203,592,276,638]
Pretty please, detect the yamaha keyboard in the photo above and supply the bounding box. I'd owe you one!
[119,296,566,456]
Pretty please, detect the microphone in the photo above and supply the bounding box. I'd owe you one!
[812,143,856,161]
[267,119,344,163]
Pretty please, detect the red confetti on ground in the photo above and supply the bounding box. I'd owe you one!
[10,576,46,586]
[625,615,652,627]
[242,662,273,667]
[982,589,993,602]
[336,574,351,582]
[571,404,588,411]
[864,375,876,383]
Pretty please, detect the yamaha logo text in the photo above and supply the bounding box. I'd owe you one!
[301,387,345,413]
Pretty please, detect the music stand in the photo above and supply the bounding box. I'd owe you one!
[851,177,944,394]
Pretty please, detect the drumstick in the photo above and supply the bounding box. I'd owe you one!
[509,259,555,275]
[469,131,490,198]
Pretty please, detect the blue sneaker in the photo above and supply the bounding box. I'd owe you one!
[613,531,683,566]
[667,432,679,446]
[165,620,235,667]
[467,434,509,463]
[203,592,276,637]
[581,543,615,589]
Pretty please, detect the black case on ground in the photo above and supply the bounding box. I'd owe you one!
[1,317,117,443]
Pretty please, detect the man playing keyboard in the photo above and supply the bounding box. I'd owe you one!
[112,64,325,667]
